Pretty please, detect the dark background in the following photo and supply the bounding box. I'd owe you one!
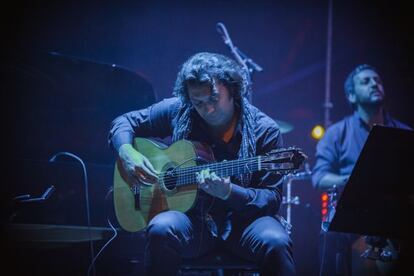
[3,0,413,275]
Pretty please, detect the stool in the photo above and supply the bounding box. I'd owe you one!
[179,249,259,276]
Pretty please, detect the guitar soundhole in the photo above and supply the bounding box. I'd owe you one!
[162,167,178,191]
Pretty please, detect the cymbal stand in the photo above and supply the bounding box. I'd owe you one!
[282,163,311,233]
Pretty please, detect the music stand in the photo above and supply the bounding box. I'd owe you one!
[328,125,414,240]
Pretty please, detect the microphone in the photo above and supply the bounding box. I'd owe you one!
[216,22,233,47]
[48,151,96,274]
[216,22,263,74]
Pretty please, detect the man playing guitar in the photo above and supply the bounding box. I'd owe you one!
[109,52,304,276]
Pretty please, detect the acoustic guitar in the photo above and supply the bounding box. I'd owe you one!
[113,137,305,232]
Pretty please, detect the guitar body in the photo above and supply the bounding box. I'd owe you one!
[113,137,214,232]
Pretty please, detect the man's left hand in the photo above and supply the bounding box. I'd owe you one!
[196,168,231,200]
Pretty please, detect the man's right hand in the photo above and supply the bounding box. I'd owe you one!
[118,144,159,185]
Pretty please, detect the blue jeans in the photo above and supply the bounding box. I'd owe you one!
[144,210,295,275]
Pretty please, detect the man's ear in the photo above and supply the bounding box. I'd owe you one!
[347,92,356,104]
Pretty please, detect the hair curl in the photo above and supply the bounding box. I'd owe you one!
[173,52,251,106]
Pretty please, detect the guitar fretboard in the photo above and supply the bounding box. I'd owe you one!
[169,156,261,187]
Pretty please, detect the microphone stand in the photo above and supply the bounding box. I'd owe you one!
[216,22,263,103]
[49,151,96,276]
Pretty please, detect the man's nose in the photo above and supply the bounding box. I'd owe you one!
[370,78,379,87]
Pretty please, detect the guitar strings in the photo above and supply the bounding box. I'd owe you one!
[167,162,260,189]
[160,161,292,190]
[154,151,292,178]
[159,157,263,189]
[158,156,259,177]
[156,155,260,175]
[131,153,293,190]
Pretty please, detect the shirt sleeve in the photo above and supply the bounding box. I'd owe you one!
[225,124,284,217]
[108,98,179,152]
[311,126,340,189]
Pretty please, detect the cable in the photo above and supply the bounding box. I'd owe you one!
[49,151,96,276]
[87,219,118,276]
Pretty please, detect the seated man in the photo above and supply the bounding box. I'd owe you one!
[312,64,411,275]
[109,52,296,275]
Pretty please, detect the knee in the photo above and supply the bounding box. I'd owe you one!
[146,211,189,242]
[146,220,171,240]
[260,230,292,255]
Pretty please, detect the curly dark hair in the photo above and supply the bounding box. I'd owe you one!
[171,52,256,186]
[173,52,251,106]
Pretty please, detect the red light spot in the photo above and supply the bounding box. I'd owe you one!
[321,208,328,215]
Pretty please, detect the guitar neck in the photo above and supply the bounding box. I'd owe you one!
[160,146,302,188]
[175,156,261,187]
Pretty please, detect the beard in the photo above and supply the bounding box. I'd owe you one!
[360,96,385,110]
[357,89,385,106]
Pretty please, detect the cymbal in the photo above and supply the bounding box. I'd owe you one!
[275,120,294,134]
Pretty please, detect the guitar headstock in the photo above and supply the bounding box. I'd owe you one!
[261,147,307,174]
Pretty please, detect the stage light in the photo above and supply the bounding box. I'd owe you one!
[311,125,325,140]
